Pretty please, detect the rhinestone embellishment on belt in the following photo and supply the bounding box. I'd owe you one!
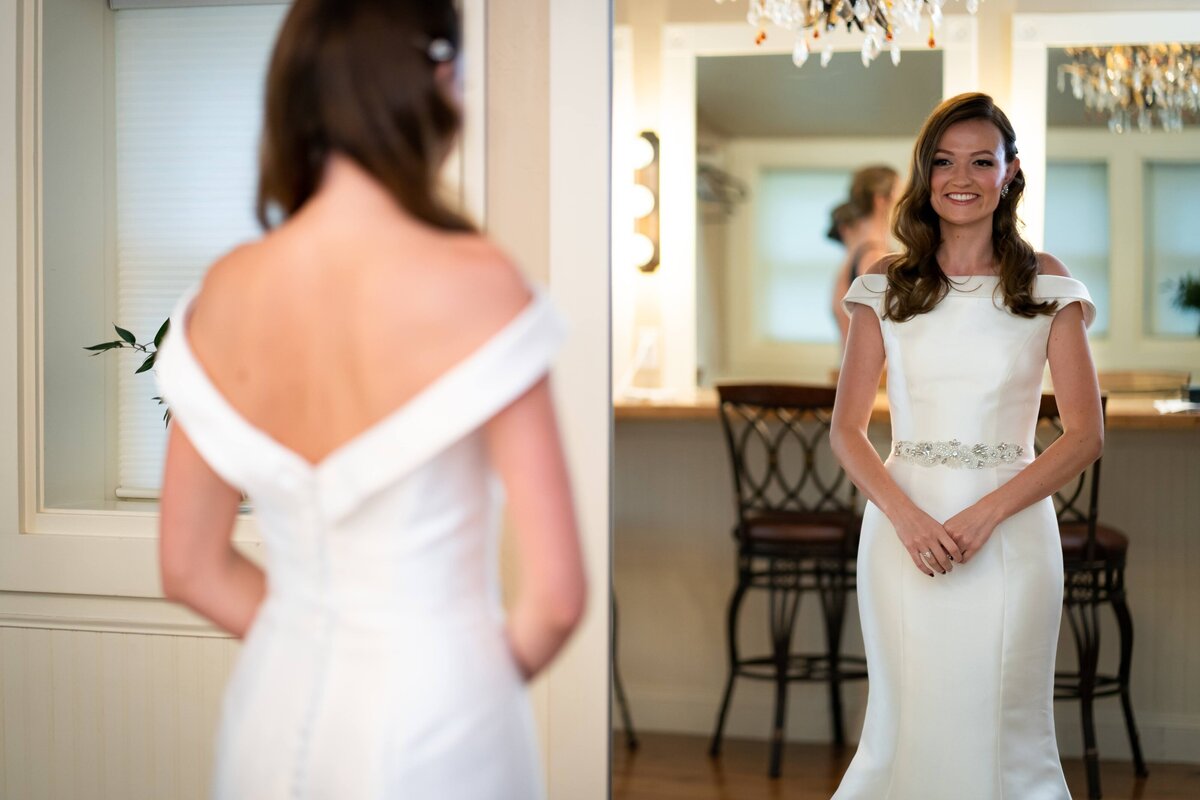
[893,439,1024,469]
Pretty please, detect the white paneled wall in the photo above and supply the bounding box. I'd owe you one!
[0,628,238,800]
[614,422,1200,764]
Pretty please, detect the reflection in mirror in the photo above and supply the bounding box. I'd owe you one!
[615,8,1200,800]
[611,12,952,797]
[695,51,941,385]
[1043,44,1200,355]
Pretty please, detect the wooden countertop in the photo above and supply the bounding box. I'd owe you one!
[614,388,1200,430]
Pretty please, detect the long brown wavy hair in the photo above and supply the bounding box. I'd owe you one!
[256,0,472,232]
[883,93,1055,321]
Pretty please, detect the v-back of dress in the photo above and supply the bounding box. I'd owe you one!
[155,283,566,800]
[833,273,1095,800]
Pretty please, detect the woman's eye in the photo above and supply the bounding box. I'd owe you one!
[933,158,951,166]
[974,159,995,167]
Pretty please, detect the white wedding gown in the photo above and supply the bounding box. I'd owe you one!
[155,284,565,800]
[833,274,1095,800]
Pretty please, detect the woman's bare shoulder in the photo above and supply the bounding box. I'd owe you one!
[188,242,265,331]
[1035,252,1072,277]
[863,254,899,276]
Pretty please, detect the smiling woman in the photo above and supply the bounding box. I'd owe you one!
[829,92,1102,800]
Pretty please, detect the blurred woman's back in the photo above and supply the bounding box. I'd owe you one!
[154,2,585,798]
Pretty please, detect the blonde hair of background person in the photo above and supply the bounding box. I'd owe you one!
[157,0,586,680]
[829,165,900,347]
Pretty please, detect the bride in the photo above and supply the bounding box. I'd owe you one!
[832,92,1102,799]
[153,1,586,797]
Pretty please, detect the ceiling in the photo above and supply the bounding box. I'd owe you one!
[695,47,1125,138]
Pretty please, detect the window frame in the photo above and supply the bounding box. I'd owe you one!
[1044,129,1200,371]
[717,137,913,384]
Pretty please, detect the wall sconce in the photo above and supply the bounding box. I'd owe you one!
[631,131,659,272]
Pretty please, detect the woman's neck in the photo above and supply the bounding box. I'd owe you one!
[936,217,996,276]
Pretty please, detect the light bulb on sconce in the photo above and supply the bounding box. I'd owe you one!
[629,184,656,219]
[630,233,657,270]
[631,131,660,272]
[630,134,657,171]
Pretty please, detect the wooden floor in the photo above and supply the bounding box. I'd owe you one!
[612,732,1200,800]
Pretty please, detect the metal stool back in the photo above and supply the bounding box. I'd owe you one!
[709,384,866,778]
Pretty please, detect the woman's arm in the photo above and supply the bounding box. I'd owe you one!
[159,423,265,637]
[830,301,962,576]
[484,377,587,680]
[943,299,1103,562]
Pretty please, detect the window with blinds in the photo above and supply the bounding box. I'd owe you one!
[114,6,288,495]
[1044,161,1111,336]
[755,167,851,345]
[1144,161,1200,338]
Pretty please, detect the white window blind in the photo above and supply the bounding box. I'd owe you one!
[1144,162,1200,337]
[115,5,287,495]
[756,168,851,344]
[1044,161,1111,336]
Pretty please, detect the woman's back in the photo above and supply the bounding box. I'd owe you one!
[187,158,533,468]
[155,4,584,796]
[156,159,565,798]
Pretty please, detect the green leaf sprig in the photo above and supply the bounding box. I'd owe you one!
[84,319,172,424]
[1170,273,1200,336]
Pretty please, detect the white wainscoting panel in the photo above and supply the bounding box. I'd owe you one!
[0,627,238,800]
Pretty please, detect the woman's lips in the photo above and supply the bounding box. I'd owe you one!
[945,192,980,205]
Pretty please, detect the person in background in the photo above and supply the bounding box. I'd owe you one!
[153,2,585,797]
[829,165,900,348]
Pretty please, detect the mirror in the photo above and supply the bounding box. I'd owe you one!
[611,7,973,795]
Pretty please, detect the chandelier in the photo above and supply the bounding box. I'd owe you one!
[1057,45,1200,133]
[724,0,984,68]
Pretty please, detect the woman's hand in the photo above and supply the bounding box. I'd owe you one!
[943,500,1003,564]
[890,504,962,576]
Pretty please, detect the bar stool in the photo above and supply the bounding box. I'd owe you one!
[612,590,639,750]
[1036,394,1148,800]
[708,384,867,778]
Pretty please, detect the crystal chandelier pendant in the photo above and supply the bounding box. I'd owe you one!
[793,36,810,67]
[1058,44,1200,133]
[738,0,985,68]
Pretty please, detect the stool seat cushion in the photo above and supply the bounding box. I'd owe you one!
[1059,521,1129,560]
[740,512,858,552]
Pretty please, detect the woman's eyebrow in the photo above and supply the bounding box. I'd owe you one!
[934,149,997,157]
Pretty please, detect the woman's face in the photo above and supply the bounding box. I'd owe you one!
[927,118,1018,228]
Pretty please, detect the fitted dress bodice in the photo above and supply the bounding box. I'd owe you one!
[846,273,1095,459]
[154,284,566,799]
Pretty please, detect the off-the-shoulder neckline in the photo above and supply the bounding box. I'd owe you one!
[163,284,552,475]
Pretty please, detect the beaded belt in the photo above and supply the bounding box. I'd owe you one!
[893,439,1024,469]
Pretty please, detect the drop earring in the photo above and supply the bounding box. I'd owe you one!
[1000,183,1010,198]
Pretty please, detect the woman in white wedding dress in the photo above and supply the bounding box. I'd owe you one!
[830,93,1102,799]
[154,2,586,798]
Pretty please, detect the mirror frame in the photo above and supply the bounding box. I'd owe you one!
[1010,10,1200,252]
[656,19,980,394]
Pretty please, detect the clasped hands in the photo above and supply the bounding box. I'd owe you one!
[892,501,1002,577]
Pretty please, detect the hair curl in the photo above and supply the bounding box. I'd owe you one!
[884,92,1055,321]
